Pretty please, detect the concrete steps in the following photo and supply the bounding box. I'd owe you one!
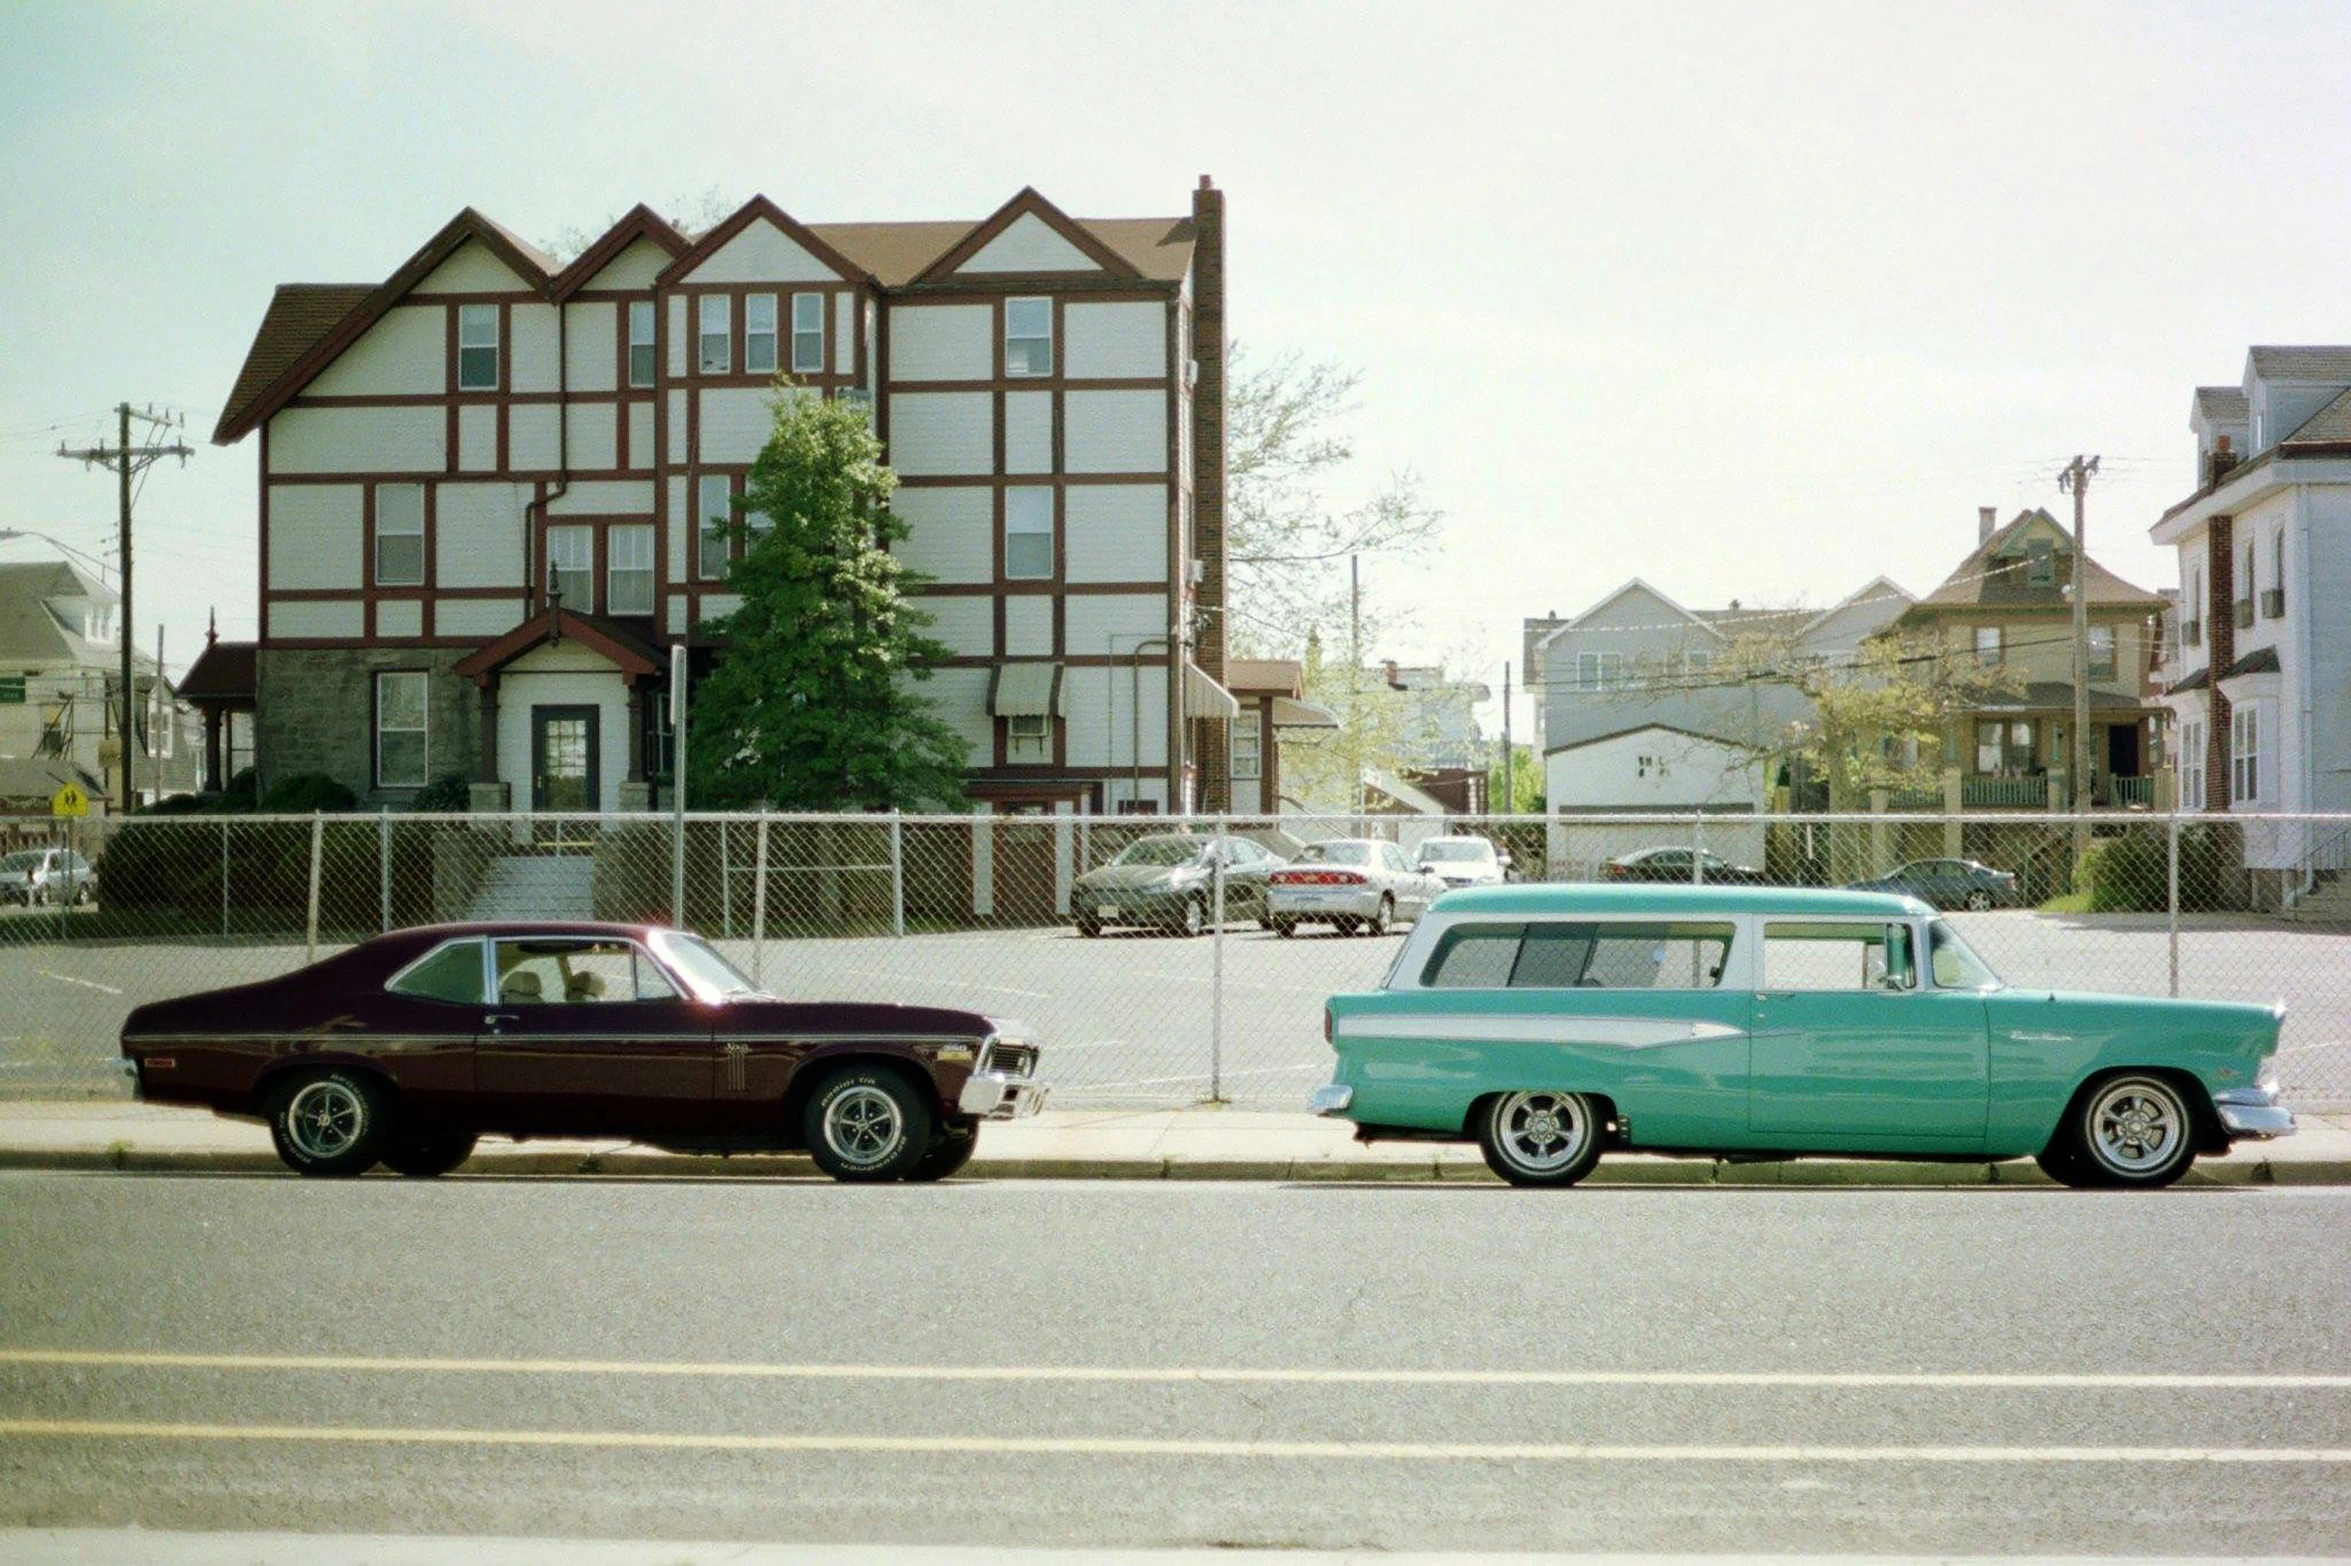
[467,855,595,921]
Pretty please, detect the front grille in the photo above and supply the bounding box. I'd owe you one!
[986,1042,1039,1079]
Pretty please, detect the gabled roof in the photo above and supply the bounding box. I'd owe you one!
[909,187,1146,285]
[2194,384,2249,422]
[2247,346,2351,382]
[655,195,875,288]
[1908,508,2163,613]
[451,608,660,685]
[213,284,375,445]
[552,203,690,299]
[215,207,556,444]
[178,638,258,705]
[1540,578,1721,648]
[2221,646,2282,680]
[2154,383,2351,530]
[2280,385,2351,446]
[1544,720,1759,757]
[1795,575,1913,641]
[0,559,114,666]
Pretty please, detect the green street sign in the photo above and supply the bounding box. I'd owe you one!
[0,676,24,704]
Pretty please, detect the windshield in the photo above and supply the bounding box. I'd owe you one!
[1303,842,1375,866]
[0,852,42,873]
[1419,841,1493,863]
[1114,837,1206,867]
[649,929,765,1001]
[1927,918,2003,990]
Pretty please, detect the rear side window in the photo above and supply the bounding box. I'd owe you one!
[388,940,486,1005]
[1422,921,1735,990]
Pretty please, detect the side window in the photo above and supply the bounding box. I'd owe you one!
[493,939,680,1005]
[1422,921,1733,989]
[1424,924,1525,989]
[389,940,486,1005]
[1383,843,1410,872]
[1762,922,1914,992]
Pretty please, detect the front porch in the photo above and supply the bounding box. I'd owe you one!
[451,608,665,818]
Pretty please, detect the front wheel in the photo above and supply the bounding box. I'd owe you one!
[909,1126,979,1183]
[1476,1090,1604,1188]
[2060,1074,2198,1189]
[1075,915,1103,938]
[267,1069,392,1177]
[382,1129,478,1178]
[804,1065,934,1182]
[1173,896,1206,938]
[1362,896,1393,937]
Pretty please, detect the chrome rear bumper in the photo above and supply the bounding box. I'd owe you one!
[1308,1083,1353,1114]
[2214,1085,2296,1139]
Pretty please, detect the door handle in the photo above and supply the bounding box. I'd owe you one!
[484,1012,520,1027]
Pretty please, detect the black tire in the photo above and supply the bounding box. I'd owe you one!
[1173,895,1207,937]
[381,1129,478,1179]
[1075,915,1103,938]
[1363,896,1393,937]
[909,1126,980,1183]
[2060,1073,2198,1189]
[2033,1145,2095,1188]
[803,1064,934,1182]
[1272,917,1296,938]
[266,1068,392,1177]
[1476,1090,1605,1188]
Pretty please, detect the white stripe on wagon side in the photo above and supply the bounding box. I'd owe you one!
[1333,1015,1745,1049]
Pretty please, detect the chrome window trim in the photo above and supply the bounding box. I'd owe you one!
[1394,911,1744,994]
[1758,917,1919,993]
[490,934,684,1006]
[383,937,491,1007]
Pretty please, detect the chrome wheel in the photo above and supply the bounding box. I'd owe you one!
[1965,888,1993,911]
[1491,1090,1590,1175]
[1179,897,1205,937]
[822,1084,905,1168]
[2086,1077,2187,1177]
[284,1079,366,1161]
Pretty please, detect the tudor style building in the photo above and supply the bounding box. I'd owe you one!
[212,182,1233,816]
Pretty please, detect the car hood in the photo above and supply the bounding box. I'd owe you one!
[1075,863,1202,891]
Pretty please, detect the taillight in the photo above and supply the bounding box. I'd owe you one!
[1272,869,1365,886]
[1323,1006,1333,1045]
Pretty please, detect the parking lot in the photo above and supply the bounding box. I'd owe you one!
[5,908,2351,1108]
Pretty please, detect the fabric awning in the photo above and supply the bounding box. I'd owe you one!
[988,662,1063,718]
[1183,660,1240,722]
[1271,696,1340,730]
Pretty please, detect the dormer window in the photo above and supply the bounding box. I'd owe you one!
[2026,538,2056,589]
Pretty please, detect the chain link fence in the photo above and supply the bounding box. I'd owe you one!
[4,809,2348,1109]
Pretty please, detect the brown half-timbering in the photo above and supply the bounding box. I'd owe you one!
[908,188,1144,287]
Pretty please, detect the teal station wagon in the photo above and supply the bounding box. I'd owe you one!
[1309,884,2295,1189]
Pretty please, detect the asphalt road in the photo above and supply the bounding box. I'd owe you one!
[2,1172,2349,1553]
[7,909,2351,1107]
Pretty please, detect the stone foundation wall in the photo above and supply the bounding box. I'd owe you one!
[255,647,481,807]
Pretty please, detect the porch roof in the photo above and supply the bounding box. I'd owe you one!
[450,608,661,687]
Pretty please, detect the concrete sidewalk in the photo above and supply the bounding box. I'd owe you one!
[2,1100,2348,1185]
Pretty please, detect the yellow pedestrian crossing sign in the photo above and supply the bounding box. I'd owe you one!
[49,782,88,819]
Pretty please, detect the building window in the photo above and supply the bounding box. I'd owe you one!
[697,474,733,579]
[698,295,730,374]
[1576,650,1625,691]
[2267,529,2287,617]
[607,524,654,615]
[1685,649,1712,675]
[628,300,656,388]
[2088,624,2115,680]
[1975,718,2033,775]
[457,304,499,390]
[1004,487,1054,580]
[744,293,778,375]
[546,524,593,612]
[375,672,428,789]
[374,483,425,587]
[2186,562,2204,645]
[2231,702,2261,804]
[2026,538,2056,588]
[1007,712,1050,760]
[1006,297,1052,377]
[1974,625,2003,666]
[792,292,824,373]
[2180,719,2205,810]
[1231,721,1262,781]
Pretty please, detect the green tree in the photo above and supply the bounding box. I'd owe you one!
[688,391,968,810]
[1488,743,1544,814]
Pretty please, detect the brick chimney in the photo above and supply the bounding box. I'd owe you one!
[2205,434,2240,489]
[1978,506,1998,545]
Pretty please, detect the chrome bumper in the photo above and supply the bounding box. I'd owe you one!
[115,1058,138,1087]
[1308,1083,1353,1115]
[2214,1086,2296,1139]
[959,1070,1047,1120]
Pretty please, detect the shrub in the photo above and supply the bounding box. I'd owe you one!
[259,772,356,813]
[410,773,472,813]
[2078,824,2244,913]
[142,792,208,816]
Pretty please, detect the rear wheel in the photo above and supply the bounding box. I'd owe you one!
[803,1065,934,1182]
[1271,917,1297,939]
[267,1069,391,1177]
[1476,1090,1605,1188]
[1965,888,1994,911]
[381,1129,478,1179]
[1075,915,1103,938]
[1362,896,1393,937]
[2061,1074,2197,1189]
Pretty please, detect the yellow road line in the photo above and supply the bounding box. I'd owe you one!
[1,1349,2348,1390]
[0,1419,2347,1462]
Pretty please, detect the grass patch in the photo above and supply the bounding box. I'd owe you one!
[2038,890,2093,914]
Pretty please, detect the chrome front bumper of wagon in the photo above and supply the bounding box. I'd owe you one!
[2214,1085,2296,1139]
[1308,1083,1354,1115]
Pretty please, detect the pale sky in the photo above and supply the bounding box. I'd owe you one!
[6,0,2351,741]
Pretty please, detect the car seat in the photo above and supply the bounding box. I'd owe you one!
[498,969,544,1004]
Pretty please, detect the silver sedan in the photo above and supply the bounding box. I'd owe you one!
[1266,838,1444,937]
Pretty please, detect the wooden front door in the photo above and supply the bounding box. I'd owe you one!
[530,705,600,813]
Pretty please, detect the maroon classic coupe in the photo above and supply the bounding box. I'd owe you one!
[117,922,1046,1182]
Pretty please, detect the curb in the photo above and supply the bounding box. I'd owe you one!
[3,1147,2344,1185]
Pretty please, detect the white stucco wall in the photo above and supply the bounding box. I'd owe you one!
[888,394,992,475]
[1064,390,1165,474]
[266,485,363,589]
[685,219,841,285]
[269,406,445,475]
[958,213,1098,274]
[888,305,992,381]
[1064,301,1165,379]
[435,483,528,588]
[306,307,444,397]
[1064,484,1165,582]
[494,641,634,812]
[891,486,993,585]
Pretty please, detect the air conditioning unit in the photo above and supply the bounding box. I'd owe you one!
[1185,358,1200,388]
[1187,559,1206,585]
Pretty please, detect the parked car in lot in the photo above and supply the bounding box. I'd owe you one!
[1070,832,1282,936]
[118,921,1047,1183]
[1267,838,1445,937]
[1414,835,1510,889]
[1848,857,2022,911]
[1310,883,2293,1189]
[1,847,95,907]
[1601,846,1766,885]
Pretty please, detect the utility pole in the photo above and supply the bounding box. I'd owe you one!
[2058,454,2100,826]
[1347,552,1363,820]
[58,404,192,813]
[1498,661,1514,816]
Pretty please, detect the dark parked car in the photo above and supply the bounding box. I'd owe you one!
[1849,858,2022,911]
[1601,847,1766,886]
[1071,832,1282,936]
[117,922,1046,1183]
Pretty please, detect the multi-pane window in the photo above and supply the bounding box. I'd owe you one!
[457,304,499,390]
[2238,540,2256,627]
[1005,297,1052,376]
[374,484,425,587]
[545,525,594,611]
[697,474,733,579]
[2231,702,2261,804]
[607,524,654,615]
[1422,921,1735,991]
[628,300,656,388]
[792,293,824,373]
[1974,625,2003,666]
[1230,721,1262,781]
[1005,487,1054,579]
[2026,538,2056,588]
[744,294,778,374]
[1576,650,1625,691]
[698,295,730,374]
[2186,562,2204,645]
[2180,719,2205,810]
[374,672,428,789]
[1975,718,2033,775]
[2088,624,2115,680]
